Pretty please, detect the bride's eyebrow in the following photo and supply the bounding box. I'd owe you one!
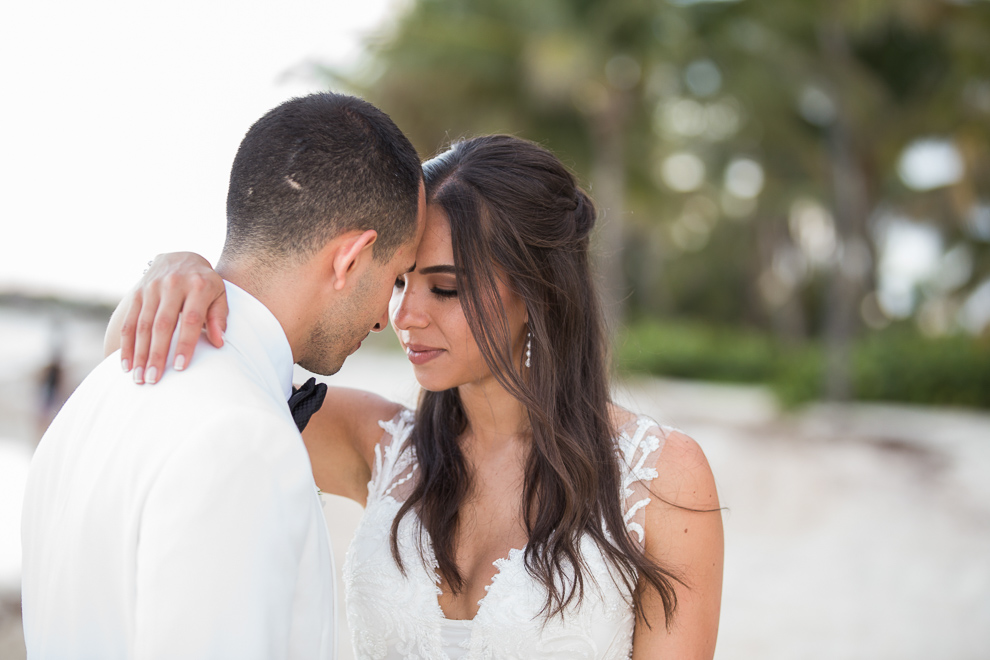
[418,265,456,275]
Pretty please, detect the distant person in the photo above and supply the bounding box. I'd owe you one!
[35,325,66,439]
[116,135,723,658]
[21,92,425,658]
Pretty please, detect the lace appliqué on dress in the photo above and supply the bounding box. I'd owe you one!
[368,409,417,503]
[616,416,671,546]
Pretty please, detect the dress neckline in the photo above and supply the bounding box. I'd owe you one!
[421,511,527,623]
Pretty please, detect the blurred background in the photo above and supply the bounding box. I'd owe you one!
[2,0,989,658]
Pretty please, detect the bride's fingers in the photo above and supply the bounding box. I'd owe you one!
[143,285,186,385]
[118,290,142,373]
[204,294,228,350]
[172,277,224,371]
[130,285,162,385]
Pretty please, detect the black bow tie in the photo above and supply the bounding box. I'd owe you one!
[288,377,328,432]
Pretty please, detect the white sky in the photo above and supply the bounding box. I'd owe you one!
[1,0,400,303]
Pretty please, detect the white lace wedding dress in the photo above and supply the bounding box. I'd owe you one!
[343,409,672,660]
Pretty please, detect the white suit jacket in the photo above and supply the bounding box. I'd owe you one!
[21,281,335,659]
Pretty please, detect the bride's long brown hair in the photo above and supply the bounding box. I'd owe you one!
[390,135,679,624]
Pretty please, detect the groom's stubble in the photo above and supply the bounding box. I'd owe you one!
[298,266,384,376]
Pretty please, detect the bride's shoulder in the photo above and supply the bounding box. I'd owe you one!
[316,387,407,460]
[609,404,716,509]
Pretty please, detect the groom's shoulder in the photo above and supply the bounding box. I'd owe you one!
[161,347,289,418]
[173,341,272,396]
[87,341,292,434]
[135,355,301,472]
[32,344,305,504]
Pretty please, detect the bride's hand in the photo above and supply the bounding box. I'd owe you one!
[115,252,227,384]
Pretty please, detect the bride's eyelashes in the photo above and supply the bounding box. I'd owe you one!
[430,287,458,299]
[393,276,459,300]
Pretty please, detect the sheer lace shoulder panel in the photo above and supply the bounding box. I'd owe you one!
[615,415,680,548]
[368,408,418,504]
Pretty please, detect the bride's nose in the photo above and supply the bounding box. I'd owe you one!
[390,287,428,330]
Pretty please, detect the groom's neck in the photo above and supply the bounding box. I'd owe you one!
[216,257,309,364]
[216,257,266,301]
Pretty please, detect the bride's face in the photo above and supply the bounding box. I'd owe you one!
[389,203,528,392]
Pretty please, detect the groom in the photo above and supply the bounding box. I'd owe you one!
[20,93,425,658]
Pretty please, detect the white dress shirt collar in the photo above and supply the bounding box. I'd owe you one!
[222,280,294,401]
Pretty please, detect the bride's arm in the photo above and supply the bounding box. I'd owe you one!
[104,252,227,383]
[302,388,405,506]
[632,431,723,660]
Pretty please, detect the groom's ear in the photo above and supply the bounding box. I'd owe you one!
[326,230,378,291]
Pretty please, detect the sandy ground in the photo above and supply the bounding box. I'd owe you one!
[1,312,989,659]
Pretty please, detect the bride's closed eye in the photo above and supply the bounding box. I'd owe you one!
[430,286,457,299]
[393,275,458,299]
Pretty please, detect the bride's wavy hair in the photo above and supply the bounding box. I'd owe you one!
[390,134,680,625]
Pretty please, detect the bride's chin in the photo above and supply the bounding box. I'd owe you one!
[412,368,468,393]
[412,373,453,393]
[416,384,449,393]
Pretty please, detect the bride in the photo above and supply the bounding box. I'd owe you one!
[109,135,723,659]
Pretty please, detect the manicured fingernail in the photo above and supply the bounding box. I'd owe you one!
[133,367,144,384]
[121,359,131,372]
[174,355,186,371]
[145,366,158,384]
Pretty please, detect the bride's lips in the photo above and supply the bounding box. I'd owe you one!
[404,343,444,365]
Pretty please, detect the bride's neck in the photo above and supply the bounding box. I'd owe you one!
[457,378,529,456]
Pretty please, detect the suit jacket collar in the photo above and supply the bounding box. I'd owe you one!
[222,280,294,402]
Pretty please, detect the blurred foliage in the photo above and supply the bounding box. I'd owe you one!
[848,325,990,408]
[620,319,990,408]
[320,0,990,405]
[618,319,781,382]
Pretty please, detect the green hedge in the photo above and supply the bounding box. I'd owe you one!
[617,320,990,409]
[617,321,780,383]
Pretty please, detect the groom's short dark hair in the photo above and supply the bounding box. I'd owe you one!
[225,92,421,263]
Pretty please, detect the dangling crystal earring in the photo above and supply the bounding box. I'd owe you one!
[525,331,532,368]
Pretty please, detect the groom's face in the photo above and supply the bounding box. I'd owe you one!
[302,182,427,376]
